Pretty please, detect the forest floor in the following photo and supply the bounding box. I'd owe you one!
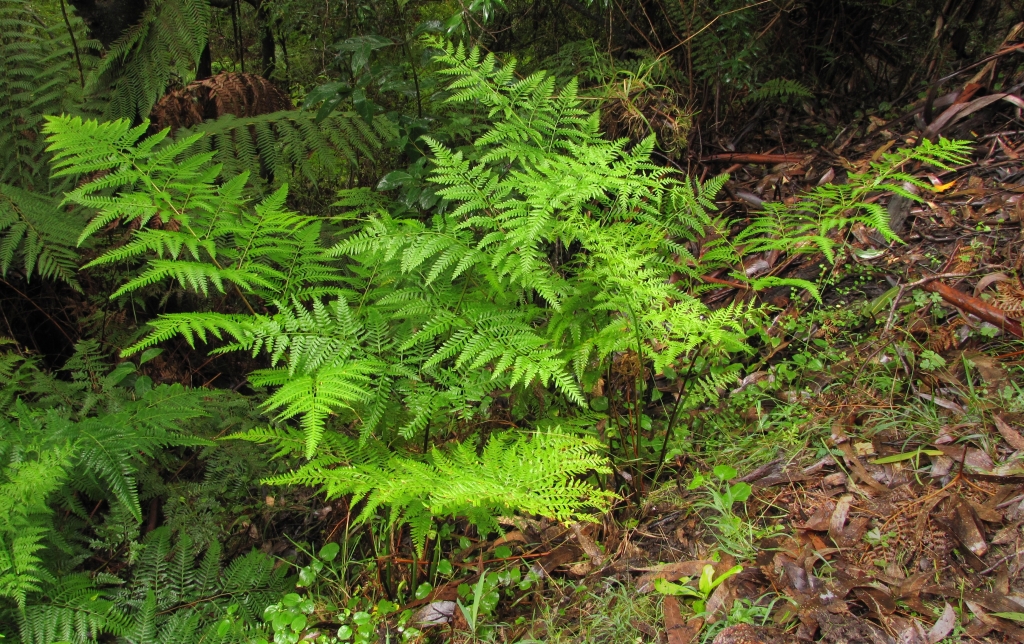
[378,70,1024,644]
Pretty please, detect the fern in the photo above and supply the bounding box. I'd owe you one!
[744,78,813,104]
[15,529,287,644]
[0,184,82,285]
[17,573,133,644]
[0,0,95,287]
[238,425,613,555]
[736,138,972,263]
[0,341,211,615]
[177,109,396,185]
[45,116,345,305]
[88,0,210,121]
[45,41,768,548]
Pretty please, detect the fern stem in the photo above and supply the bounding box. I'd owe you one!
[393,0,422,119]
[58,0,84,87]
[0,277,76,345]
[654,357,697,479]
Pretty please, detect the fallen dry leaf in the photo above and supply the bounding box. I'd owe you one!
[664,595,702,644]
[927,603,957,644]
[965,599,1024,640]
[934,444,995,470]
[492,530,527,546]
[994,415,1024,450]
[951,498,989,556]
[828,494,853,542]
[795,501,834,532]
[412,600,456,626]
[704,575,735,622]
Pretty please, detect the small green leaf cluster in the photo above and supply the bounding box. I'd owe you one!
[653,563,743,614]
[686,465,774,558]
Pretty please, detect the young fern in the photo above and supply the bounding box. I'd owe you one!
[236,426,614,556]
[744,78,813,104]
[736,138,972,263]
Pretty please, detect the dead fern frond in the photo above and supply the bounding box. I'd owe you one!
[150,72,292,132]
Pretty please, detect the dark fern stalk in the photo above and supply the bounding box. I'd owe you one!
[58,0,84,87]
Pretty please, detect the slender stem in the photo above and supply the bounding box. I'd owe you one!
[58,0,84,87]
[655,358,697,477]
[0,278,76,345]
[392,0,422,118]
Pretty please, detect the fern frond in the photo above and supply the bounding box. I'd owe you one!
[262,429,613,556]
[88,0,210,121]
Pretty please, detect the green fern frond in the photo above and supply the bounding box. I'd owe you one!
[744,78,813,103]
[262,429,613,556]
[88,0,209,121]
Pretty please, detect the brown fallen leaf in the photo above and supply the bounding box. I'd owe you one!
[994,415,1024,450]
[965,599,1024,641]
[704,575,735,622]
[571,522,604,565]
[929,454,954,478]
[974,273,1012,296]
[965,352,1011,391]
[885,616,928,644]
[951,498,988,557]
[803,609,892,644]
[934,444,995,470]
[827,495,853,543]
[924,585,1024,616]
[853,586,896,619]
[412,600,457,626]
[629,618,660,639]
[664,595,702,644]
[918,393,965,414]
[927,603,957,644]
[795,501,834,532]
[833,438,890,494]
[537,543,581,575]
[967,498,1003,523]
[492,530,528,547]
[990,523,1021,545]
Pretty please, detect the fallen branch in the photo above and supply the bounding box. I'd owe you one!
[922,279,1023,338]
[701,153,807,164]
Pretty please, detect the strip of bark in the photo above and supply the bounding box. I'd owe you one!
[701,153,807,164]
[922,280,1023,338]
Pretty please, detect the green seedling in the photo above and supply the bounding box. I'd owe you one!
[654,563,744,614]
[688,465,771,557]
[457,571,500,640]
